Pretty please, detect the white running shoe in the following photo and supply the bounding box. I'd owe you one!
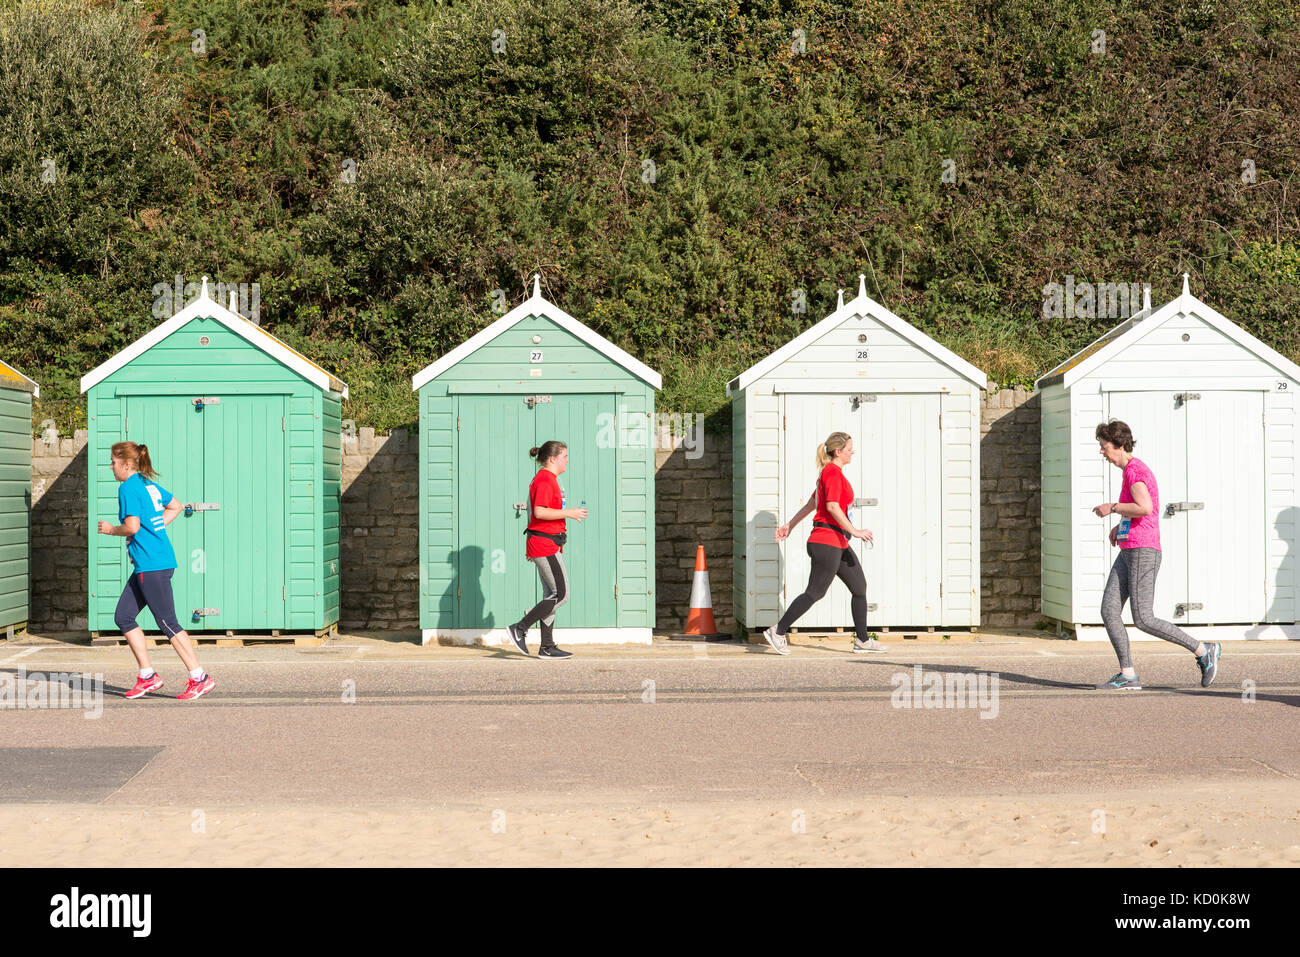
[763,626,791,656]
[852,637,889,654]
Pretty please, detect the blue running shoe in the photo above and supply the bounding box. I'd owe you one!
[1197,642,1221,688]
[1096,672,1142,690]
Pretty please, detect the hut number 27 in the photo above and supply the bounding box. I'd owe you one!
[530,350,544,363]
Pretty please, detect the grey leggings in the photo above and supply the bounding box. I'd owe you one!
[517,552,570,646]
[1101,548,1199,669]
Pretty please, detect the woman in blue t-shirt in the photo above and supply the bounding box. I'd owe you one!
[96,441,215,701]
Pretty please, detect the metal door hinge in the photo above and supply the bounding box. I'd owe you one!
[782,414,786,430]
[614,584,618,598]
[456,416,460,431]
[457,585,461,599]
[125,416,128,433]
[939,582,943,597]
[1174,602,1203,618]
[938,413,942,429]
[1174,392,1201,407]
[1165,501,1204,517]
[282,416,285,432]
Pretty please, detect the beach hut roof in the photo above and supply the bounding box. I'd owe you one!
[80,277,348,398]
[411,274,662,392]
[726,275,989,396]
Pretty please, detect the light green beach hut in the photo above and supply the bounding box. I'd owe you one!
[412,275,661,646]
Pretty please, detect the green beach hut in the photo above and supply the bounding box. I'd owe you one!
[80,278,347,637]
[0,361,37,637]
[412,275,661,646]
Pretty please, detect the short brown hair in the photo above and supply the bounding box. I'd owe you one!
[1095,420,1135,453]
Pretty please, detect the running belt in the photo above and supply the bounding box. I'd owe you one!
[812,520,849,540]
[525,528,568,546]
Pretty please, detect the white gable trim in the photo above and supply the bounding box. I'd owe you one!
[80,277,348,398]
[411,275,661,392]
[726,276,988,396]
[0,360,39,398]
[1040,285,1300,390]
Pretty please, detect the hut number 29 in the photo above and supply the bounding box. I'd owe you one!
[530,350,544,363]
[1279,381,1288,391]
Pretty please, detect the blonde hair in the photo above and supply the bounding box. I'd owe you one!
[111,441,159,480]
[816,432,851,468]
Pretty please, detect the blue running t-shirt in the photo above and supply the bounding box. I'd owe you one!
[118,473,178,572]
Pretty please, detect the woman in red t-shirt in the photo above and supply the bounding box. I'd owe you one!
[765,431,884,655]
[506,440,588,659]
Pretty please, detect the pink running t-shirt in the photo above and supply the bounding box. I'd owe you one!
[1119,457,1160,550]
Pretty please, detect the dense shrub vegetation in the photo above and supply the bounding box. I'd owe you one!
[2,0,1297,433]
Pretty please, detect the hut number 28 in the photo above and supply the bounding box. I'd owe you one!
[856,348,869,361]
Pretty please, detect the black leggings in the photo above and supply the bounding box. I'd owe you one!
[777,542,868,640]
[115,568,183,637]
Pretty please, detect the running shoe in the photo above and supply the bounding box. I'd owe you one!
[124,673,163,699]
[852,637,889,654]
[762,626,790,656]
[1095,672,1142,690]
[537,645,573,660]
[1197,642,1221,688]
[506,623,529,655]
[176,674,216,700]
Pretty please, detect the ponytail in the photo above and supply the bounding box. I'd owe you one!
[111,440,159,480]
[815,431,851,468]
[531,439,567,466]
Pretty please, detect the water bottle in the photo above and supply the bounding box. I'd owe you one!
[1118,517,1131,541]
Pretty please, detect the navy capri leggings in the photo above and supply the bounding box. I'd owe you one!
[115,569,184,638]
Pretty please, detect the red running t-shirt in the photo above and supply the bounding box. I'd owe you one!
[808,463,853,549]
[525,468,565,558]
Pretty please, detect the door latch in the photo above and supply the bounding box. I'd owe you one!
[524,395,552,408]
[1173,392,1200,408]
[513,502,528,516]
[1174,602,1203,618]
[193,397,221,409]
[854,498,878,507]
[1164,501,1204,517]
[192,608,221,620]
[183,502,220,516]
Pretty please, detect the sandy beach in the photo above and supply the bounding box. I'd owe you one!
[6,781,1298,867]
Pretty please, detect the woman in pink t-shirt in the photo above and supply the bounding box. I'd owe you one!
[765,431,883,655]
[1091,420,1221,690]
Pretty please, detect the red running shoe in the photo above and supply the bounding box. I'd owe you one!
[176,674,216,700]
[125,673,164,699]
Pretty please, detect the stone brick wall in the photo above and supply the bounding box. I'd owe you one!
[340,427,419,631]
[30,430,89,631]
[653,426,734,635]
[979,386,1042,628]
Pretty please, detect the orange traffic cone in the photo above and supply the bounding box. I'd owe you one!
[671,545,730,640]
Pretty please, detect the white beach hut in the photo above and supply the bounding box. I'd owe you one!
[728,276,989,634]
[1037,275,1300,640]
